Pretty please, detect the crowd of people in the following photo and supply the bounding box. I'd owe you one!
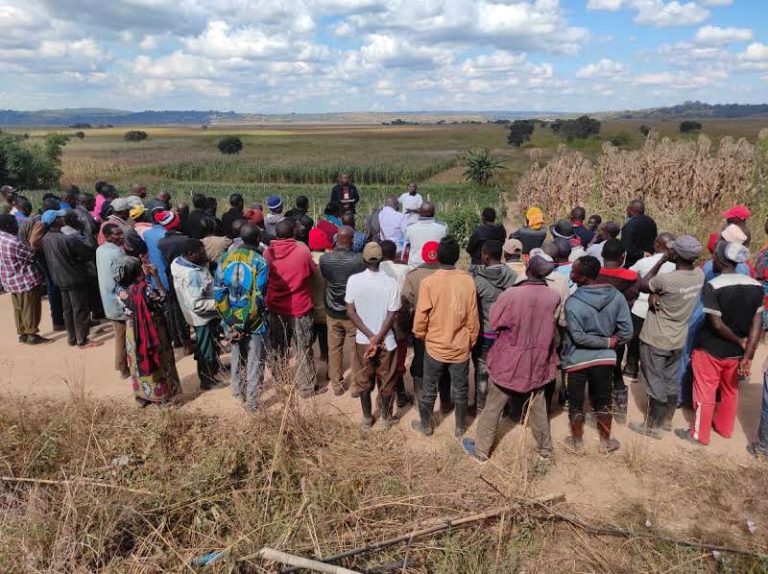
[0,178,767,463]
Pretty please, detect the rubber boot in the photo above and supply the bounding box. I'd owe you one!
[410,400,434,436]
[360,391,374,428]
[597,413,620,453]
[663,394,678,432]
[475,381,488,414]
[454,401,468,438]
[612,389,628,424]
[564,413,585,453]
[395,376,413,408]
[380,394,400,429]
[629,398,664,439]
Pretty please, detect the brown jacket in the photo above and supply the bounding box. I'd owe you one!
[413,268,479,363]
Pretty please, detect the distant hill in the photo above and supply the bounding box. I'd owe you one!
[607,101,768,120]
[0,109,240,127]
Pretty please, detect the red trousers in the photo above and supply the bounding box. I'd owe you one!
[690,349,740,445]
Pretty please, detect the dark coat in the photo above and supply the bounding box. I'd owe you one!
[621,214,657,268]
[467,223,507,265]
[42,230,95,290]
[330,183,360,213]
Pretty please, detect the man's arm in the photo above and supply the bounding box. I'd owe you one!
[467,286,480,348]
[639,254,670,293]
[346,302,376,341]
[739,310,763,376]
[412,281,431,340]
[621,222,643,265]
[466,230,481,257]
[565,305,616,349]
[615,296,634,345]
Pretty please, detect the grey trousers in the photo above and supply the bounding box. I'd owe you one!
[475,383,551,458]
[639,342,683,402]
[231,333,267,410]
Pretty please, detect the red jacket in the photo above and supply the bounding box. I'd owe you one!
[265,238,315,317]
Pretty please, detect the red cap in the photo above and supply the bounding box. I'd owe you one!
[722,205,750,221]
[308,227,333,251]
[153,210,180,230]
[422,240,439,264]
[244,208,264,226]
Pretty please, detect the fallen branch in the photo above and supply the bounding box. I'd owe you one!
[261,548,361,574]
[0,475,152,496]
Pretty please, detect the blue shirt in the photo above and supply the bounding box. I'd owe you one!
[95,242,126,321]
[143,224,168,290]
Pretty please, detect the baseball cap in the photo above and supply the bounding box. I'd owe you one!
[421,240,439,264]
[722,205,751,222]
[267,195,282,211]
[363,242,383,262]
[153,210,180,230]
[111,197,131,212]
[670,235,703,261]
[503,238,523,254]
[41,209,66,226]
[717,241,750,266]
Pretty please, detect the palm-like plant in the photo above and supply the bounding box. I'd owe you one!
[463,148,505,185]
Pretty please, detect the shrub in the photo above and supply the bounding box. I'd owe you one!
[507,120,535,147]
[680,121,702,133]
[463,148,505,185]
[218,136,243,155]
[639,125,651,137]
[442,207,480,247]
[124,130,148,142]
[551,116,601,141]
[74,131,86,140]
[0,133,63,189]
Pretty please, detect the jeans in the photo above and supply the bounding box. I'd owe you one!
[755,372,768,455]
[269,311,316,393]
[472,337,494,410]
[61,288,91,345]
[231,333,267,410]
[420,351,469,412]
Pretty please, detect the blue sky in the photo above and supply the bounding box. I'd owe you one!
[0,0,765,113]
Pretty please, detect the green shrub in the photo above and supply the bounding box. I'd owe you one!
[442,207,480,247]
[124,130,148,142]
[0,133,63,189]
[463,149,505,185]
[217,136,243,155]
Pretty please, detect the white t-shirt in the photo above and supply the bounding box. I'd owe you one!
[404,218,447,268]
[345,269,401,351]
[398,192,423,225]
[380,260,409,290]
[629,253,676,319]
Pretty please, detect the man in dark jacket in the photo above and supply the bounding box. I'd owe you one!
[285,196,314,245]
[621,199,657,268]
[184,193,212,239]
[562,256,633,453]
[159,227,192,349]
[471,240,517,412]
[330,173,360,214]
[467,207,506,266]
[220,193,244,239]
[41,210,100,348]
[571,206,594,248]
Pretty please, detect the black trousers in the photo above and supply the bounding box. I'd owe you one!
[624,314,645,373]
[565,365,613,418]
[420,351,469,411]
[61,288,91,345]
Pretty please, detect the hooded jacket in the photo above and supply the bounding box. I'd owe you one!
[170,256,218,326]
[561,284,633,372]
[264,238,315,317]
[472,264,517,336]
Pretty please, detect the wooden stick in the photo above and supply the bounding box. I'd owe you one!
[0,475,152,496]
[261,548,362,574]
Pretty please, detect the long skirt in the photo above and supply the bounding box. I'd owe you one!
[126,317,181,403]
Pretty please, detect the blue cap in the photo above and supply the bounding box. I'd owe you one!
[41,209,67,226]
[267,195,282,211]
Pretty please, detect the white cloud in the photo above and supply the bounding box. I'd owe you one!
[701,0,732,5]
[586,0,623,9]
[694,25,752,45]
[738,42,768,70]
[587,0,710,27]
[576,58,625,78]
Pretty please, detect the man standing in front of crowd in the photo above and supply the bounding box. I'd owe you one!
[330,173,360,214]
[0,215,47,345]
[621,199,658,268]
[412,236,479,438]
[561,256,633,453]
[320,226,365,396]
[398,181,422,226]
[678,242,762,447]
[215,224,269,411]
[96,224,129,378]
[404,202,447,268]
[471,239,517,412]
[345,242,401,427]
[463,252,560,463]
[630,235,704,438]
[265,219,319,397]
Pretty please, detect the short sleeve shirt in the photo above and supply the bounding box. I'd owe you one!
[696,273,764,359]
[640,268,704,350]
[345,269,401,351]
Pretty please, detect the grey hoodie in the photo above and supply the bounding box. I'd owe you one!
[473,264,517,336]
[561,284,633,372]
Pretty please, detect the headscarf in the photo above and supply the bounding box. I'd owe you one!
[308,227,333,251]
[129,204,145,220]
[525,207,544,230]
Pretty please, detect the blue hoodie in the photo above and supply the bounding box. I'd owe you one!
[561,284,633,372]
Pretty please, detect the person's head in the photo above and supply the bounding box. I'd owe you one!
[339,173,350,186]
[77,192,95,212]
[341,213,356,229]
[626,199,645,218]
[183,238,207,265]
[437,235,460,266]
[41,209,66,229]
[94,181,107,196]
[408,181,418,195]
[192,193,208,210]
[63,211,82,231]
[131,183,147,199]
[570,206,586,223]
[668,235,703,267]
[654,232,675,254]
[324,202,341,218]
[598,220,621,241]
[713,241,750,274]
[722,205,751,225]
[552,237,572,263]
[0,185,17,205]
[525,207,545,230]
[115,256,142,288]
[61,185,79,206]
[422,240,439,264]
[540,240,558,261]
[587,214,602,231]
[103,184,119,199]
[482,207,497,224]
[229,193,244,211]
[231,217,247,239]
[381,240,397,261]
[551,219,574,240]
[275,218,295,239]
[295,195,309,211]
[15,196,32,217]
[200,217,217,238]
[0,213,18,235]
[601,238,625,267]
[384,195,399,209]
[102,223,124,246]
[153,210,180,231]
[41,197,61,212]
[240,223,261,248]
[527,249,556,280]
[418,201,435,218]
[481,239,503,266]
[335,225,354,249]
[571,256,601,286]
[362,241,383,270]
[110,197,131,219]
[206,196,218,215]
[503,238,523,261]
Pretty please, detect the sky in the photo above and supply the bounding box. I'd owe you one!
[0,0,765,113]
